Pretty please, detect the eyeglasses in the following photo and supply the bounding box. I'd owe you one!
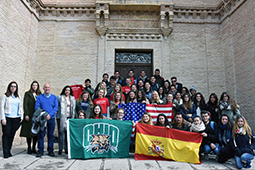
[171,80,176,82]
[11,86,17,88]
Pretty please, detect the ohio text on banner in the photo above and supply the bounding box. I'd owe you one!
[67,119,133,159]
[135,123,202,164]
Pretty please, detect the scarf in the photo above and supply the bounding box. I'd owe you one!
[219,124,228,130]
[235,127,246,135]
[190,121,205,132]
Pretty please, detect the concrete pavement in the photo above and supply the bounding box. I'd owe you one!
[0,143,248,170]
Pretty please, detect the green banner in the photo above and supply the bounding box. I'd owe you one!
[67,119,133,159]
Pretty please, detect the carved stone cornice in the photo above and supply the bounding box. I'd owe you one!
[21,0,248,37]
[106,29,162,41]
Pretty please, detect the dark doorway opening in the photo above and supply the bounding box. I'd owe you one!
[115,50,153,80]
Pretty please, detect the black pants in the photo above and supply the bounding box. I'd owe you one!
[218,145,234,163]
[2,117,21,158]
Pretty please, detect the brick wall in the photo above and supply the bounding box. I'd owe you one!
[221,0,255,128]
[0,0,39,145]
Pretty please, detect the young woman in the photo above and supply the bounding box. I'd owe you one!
[110,84,125,101]
[89,104,106,119]
[126,90,137,103]
[57,85,76,155]
[78,110,86,119]
[20,81,42,154]
[181,87,189,96]
[219,92,240,123]
[218,114,234,163]
[163,80,171,95]
[164,93,179,116]
[154,114,171,128]
[93,89,110,117]
[207,93,219,123]
[1,81,23,158]
[157,86,166,100]
[93,82,107,100]
[193,92,206,118]
[173,92,183,107]
[131,84,138,95]
[134,90,149,104]
[190,116,205,133]
[115,108,125,120]
[139,112,153,125]
[179,93,196,122]
[144,82,152,100]
[110,92,125,118]
[149,91,163,105]
[229,115,254,169]
[76,91,93,118]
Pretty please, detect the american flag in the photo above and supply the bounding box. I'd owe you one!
[146,104,174,124]
[118,102,146,140]
[118,102,146,122]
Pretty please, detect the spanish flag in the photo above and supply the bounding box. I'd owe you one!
[135,123,202,164]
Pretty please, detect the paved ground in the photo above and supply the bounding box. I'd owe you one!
[0,143,251,170]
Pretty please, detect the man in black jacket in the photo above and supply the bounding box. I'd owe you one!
[171,77,182,93]
[201,110,221,160]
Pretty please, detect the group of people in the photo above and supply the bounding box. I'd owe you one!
[0,68,254,169]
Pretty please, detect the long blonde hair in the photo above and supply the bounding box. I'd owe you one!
[98,82,107,96]
[113,83,123,94]
[232,115,252,139]
[150,91,161,103]
[141,112,153,125]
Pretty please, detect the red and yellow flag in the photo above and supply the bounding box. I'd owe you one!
[135,123,202,164]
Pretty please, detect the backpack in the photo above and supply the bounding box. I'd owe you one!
[210,121,214,130]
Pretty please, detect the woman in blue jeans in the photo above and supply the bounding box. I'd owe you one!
[229,115,254,169]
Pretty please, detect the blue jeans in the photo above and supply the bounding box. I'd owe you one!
[235,153,254,169]
[37,118,55,153]
[204,143,221,155]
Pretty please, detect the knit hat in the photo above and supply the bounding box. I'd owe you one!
[190,86,197,92]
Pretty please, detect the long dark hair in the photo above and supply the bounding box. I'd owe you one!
[60,85,73,96]
[193,92,206,110]
[219,92,239,113]
[29,81,42,95]
[219,114,233,129]
[182,93,193,110]
[136,89,147,101]
[155,114,170,127]
[89,104,104,119]
[5,81,19,97]
[163,80,171,94]
[207,93,218,106]
[126,90,136,103]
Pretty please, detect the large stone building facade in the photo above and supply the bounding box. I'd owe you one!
[0,0,254,145]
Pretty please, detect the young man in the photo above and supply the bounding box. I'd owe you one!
[154,69,164,87]
[35,83,58,158]
[114,70,123,86]
[122,78,132,99]
[123,70,138,86]
[171,113,191,131]
[106,76,116,100]
[150,75,160,91]
[139,70,150,83]
[83,79,95,97]
[95,73,110,92]
[170,85,177,96]
[171,77,182,93]
[201,110,220,160]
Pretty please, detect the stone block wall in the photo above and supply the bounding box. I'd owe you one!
[0,0,39,145]
[35,21,98,94]
[221,0,255,127]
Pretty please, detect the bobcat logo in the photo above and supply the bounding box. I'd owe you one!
[85,134,117,154]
